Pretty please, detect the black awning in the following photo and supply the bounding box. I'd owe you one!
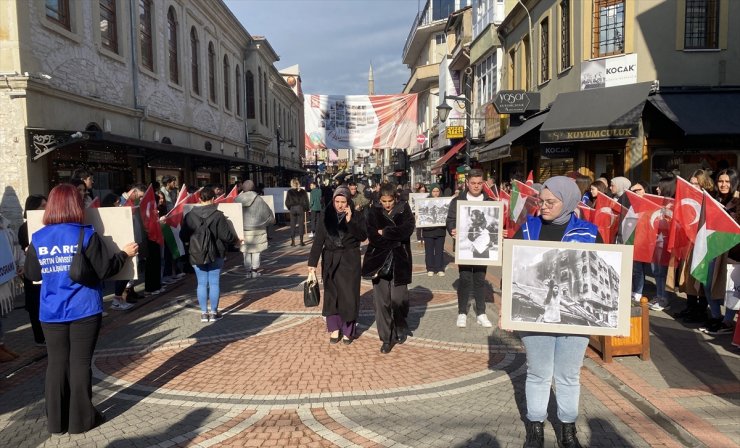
[540,82,653,143]
[99,132,246,164]
[478,111,549,159]
[408,149,429,162]
[648,90,740,136]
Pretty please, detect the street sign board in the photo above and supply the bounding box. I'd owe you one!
[445,126,465,139]
[416,134,427,144]
[493,91,540,114]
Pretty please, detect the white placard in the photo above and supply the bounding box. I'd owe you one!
[182,203,244,238]
[27,208,138,280]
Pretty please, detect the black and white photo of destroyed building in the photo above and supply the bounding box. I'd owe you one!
[454,201,504,266]
[415,197,453,228]
[501,240,632,336]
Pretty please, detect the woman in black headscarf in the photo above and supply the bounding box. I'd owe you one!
[308,186,367,344]
[512,176,601,448]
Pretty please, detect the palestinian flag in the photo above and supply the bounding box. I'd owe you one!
[161,223,183,259]
[690,191,740,284]
[509,180,539,225]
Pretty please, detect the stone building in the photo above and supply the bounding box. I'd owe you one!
[0,0,304,227]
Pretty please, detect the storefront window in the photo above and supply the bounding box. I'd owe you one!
[651,151,738,187]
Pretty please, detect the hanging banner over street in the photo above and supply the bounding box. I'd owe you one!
[304,94,418,150]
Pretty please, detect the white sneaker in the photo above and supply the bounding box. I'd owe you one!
[308,232,314,238]
[456,314,467,328]
[632,293,642,304]
[647,299,665,311]
[111,299,133,311]
[251,271,262,278]
[437,271,445,277]
[427,271,434,277]
[477,314,493,327]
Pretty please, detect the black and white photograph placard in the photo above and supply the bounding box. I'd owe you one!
[408,192,429,212]
[500,240,633,336]
[414,197,453,228]
[454,201,504,266]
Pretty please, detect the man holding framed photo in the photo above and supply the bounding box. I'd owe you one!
[446,169,496,328]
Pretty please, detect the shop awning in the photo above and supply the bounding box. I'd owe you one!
[648,91,740,136]
[408,149,429,162]
[540,82,654,143]
[478,112,549,161]
[430,140,466,174]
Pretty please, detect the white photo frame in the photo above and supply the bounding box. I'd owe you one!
[414,197,453,228]
[408,192,429,212]
[500,239,633,336]
[454,201,504,266]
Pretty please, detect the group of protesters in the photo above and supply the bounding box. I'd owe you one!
[1,164,739,448]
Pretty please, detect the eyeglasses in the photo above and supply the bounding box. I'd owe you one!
[535,199,561,208]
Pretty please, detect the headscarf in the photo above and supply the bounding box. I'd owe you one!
[332,186,351,222]
[610,176,631,198]
[542,176,581,225]
[242,180,255,192]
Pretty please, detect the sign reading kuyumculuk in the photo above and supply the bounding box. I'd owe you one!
[493,91,540,114]
[580,53,638,90]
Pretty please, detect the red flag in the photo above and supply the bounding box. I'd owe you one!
[498,189,515,237]
[139,185,164,246]
[483,183,496,200]
[593,193,624,243]
[174,184,188,206]
[510,180,540,226]
[624,190,663,263]
[164,198,187,228]
[88,197,100,208]
[667,177,703,261]
[578,204,596,223]
[214,185,238,204]
[641,194,674,265]
[525,171,534,186]
[188,188,202,204]
[123,193,136,207]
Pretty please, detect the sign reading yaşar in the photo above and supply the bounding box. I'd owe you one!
[445,125,465,139]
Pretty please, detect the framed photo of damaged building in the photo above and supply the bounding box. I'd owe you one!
[500,240,633,336]
[454,201,504,266]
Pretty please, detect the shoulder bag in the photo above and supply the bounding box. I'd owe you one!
[69,227,101,288]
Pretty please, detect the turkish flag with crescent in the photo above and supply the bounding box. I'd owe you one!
[624,190,663,263]
[139,184,164,246]
[593,193,624,243]
[643,194,674,265]
[578,203,596,223]
[667,177,703,261]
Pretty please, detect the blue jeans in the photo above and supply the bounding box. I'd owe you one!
[193,258,224,313]
[652,263,668,299]
[521,333,590,423]
[631,262,649,296]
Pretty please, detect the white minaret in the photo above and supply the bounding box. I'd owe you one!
[368,62,375,95]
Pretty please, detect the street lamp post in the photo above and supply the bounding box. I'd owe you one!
[436,92,472,171]
[275,126,295,186]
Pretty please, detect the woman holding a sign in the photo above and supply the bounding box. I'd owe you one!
[24,184,138,434]
[512,176,600,448]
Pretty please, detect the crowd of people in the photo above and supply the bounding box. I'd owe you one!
[0,165,738,448]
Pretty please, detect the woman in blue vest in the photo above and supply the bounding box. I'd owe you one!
[513,176,600,448]
[24,184,138,434]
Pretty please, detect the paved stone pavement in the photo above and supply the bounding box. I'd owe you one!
[1,227,738,447]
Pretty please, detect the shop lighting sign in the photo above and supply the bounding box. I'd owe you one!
[445,126,465,139]
[493,91,540,114]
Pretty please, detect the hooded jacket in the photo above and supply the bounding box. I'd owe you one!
[179,204,238,260]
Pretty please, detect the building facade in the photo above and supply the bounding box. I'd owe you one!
[0,0,303,228]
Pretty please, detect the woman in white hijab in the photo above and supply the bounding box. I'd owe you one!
[512,176,601,448]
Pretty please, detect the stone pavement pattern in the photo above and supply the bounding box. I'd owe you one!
[1,228,738,447]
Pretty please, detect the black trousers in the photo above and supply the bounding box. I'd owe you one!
[423,236,445,272]
[310,210,321,234]
[289,206,305,239]
[145,240,161,292]
[373,278,409,343]
[23,278,45,344]
[42,314,103,434]
[458,265,488,315]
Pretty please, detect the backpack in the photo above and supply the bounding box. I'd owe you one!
[188,213,220,266]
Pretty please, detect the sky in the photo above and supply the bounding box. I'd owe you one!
[224,0,421,96]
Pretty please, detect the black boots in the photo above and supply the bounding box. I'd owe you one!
[300,238,305,246]
[524,421,544,448]
[558,422,582,448]
[291,238,295,247]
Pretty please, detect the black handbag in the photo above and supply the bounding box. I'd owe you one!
[69,227,101,288]
[376,251,394,279]
[304,272,320,307]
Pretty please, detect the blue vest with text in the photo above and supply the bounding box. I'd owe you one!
[521,214,598,243]
[33,223,102,323]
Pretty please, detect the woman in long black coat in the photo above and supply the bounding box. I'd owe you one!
[308,186,368,344]
[361,183,415,354]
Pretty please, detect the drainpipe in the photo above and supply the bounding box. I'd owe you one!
[517,0,534,91]
[129,0,146,140]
